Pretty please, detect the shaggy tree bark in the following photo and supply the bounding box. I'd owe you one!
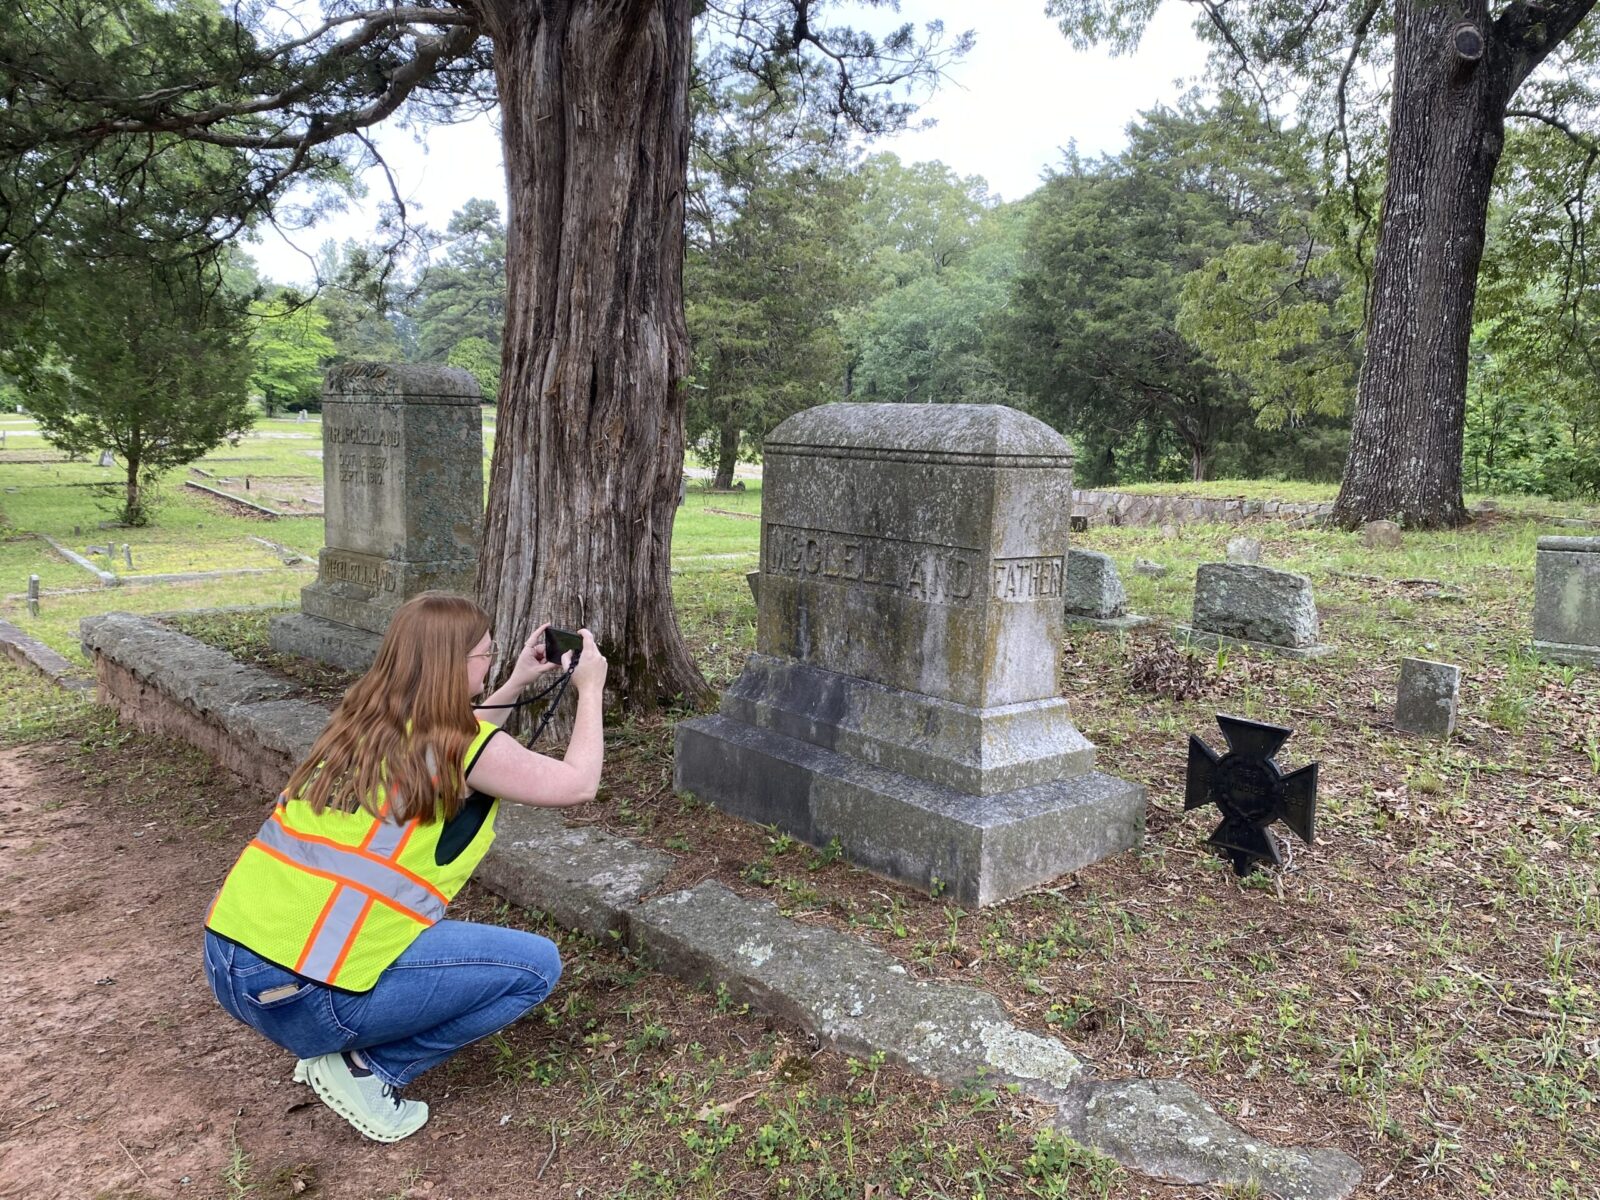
[1333,0,1597,529]
[471,0,711,711]
[713,414,740,489]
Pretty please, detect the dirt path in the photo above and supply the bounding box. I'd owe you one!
[0,743,572,1200]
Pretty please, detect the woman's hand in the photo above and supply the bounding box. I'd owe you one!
[508,624,560,691]
[570,628,608,695]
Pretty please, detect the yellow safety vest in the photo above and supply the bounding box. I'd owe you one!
[206,720,502,992]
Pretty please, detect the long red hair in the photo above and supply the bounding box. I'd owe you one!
[283,592,489,823]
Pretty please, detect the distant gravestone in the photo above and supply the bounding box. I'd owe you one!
[1362,520,1402,549]
[296,409,309,423]
[1394,658,1460,738]
[675,403,1145,906]
[1063,549,1148,630]
[1176,563,1331,659]
[1226,536,1262,564]
[1533,536,1600,666]
[269,364,483,670]
[1132,557,1168,578]
[97,450,115,468]
[745,569,760,603]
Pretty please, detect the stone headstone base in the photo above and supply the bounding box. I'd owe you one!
[675,714,1145,907]
[1067,613,1153,632]
[1532,639,1600,666]
[1173,626,1332,661]
[268,611,382,672]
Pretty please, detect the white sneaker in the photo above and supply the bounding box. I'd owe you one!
[293,1052,429,1143]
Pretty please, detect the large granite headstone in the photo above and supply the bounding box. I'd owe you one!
[1176,563,1331,659]
[269,364,483,670]
[1533,536,1600,666]
[674,403,1145,906]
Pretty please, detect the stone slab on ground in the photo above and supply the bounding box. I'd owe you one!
[1056,1078,1362,1200]
[40,533,118,585]
[1066,613,1153,632]
[0,619,93,690]
[630,881,1088,1098]
[268,610,384,673]
[1173,625,1334,661]
[81,613,297,713]
[77,610,1360,1200]
[476,805,676,943]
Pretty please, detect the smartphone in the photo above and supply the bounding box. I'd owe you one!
[543,625,584,668]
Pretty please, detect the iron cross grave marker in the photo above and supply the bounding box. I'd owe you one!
[1185,714,1319,875]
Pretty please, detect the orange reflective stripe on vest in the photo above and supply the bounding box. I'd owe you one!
[254,813,448,920]
[206,720,502,991]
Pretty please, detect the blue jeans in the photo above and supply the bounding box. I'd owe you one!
[203,920,561,1088]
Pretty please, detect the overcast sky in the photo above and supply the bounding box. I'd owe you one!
[248,1,1212,285]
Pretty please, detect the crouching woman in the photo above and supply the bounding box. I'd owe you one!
[201,592,606,1142]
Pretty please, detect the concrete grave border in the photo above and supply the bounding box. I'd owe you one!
[59,611,1360,1200]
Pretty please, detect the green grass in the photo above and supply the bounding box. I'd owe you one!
[0,416,765,660]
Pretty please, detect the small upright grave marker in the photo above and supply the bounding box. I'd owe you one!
[1186,714,1319,875]
[1063,549,1148,630]
[1394,657,1460,738]
[1533,536,1600,666]
[27,574,39,617]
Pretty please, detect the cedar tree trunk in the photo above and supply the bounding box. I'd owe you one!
[713,413,738,489]
[1333,3,1514,529]
[472,0,710,712]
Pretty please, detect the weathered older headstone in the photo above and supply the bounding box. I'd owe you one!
[1361,520,1402,549]
[1064,549,1149,630]
[746,570,760,603]
[1226,536,1262,564]
[296,409,308,423]
[269,364,483,670]
[1394,658,1460,737]
[97,450,114,468]
[1176,563,1331,659]
[1533,536,1600,666]
[1132,557,1168,578]
[675,404,1146,906]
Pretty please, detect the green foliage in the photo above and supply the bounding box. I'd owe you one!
[845,158,1028,406]
[412,199,507,365]
[1177,240,1352,428]
[448,336,501,403]
[249,293,335,414]
[311,241,410,364]
[684,74,864,485]
[5,259,254,525]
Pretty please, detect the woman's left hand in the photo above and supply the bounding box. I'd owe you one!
[509,624,560,690]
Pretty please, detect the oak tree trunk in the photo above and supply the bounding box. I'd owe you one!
[1332,3,1512,530]
[473,0,711,711]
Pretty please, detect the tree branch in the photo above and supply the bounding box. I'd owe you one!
[52,22,480,152]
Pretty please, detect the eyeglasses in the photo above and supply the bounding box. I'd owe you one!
[467,639,494,662]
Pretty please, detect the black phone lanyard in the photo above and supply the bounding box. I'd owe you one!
[475,667,576,746]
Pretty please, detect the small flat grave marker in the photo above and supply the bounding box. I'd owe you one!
[1186,714,1319,875]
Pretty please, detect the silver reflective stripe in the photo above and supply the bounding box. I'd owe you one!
[297,886,370,980]
[255,818,445,923]
[365,816,408,858]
